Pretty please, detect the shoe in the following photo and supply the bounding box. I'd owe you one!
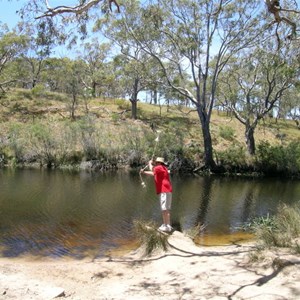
[158,224,168,232]
[166,225,173,232]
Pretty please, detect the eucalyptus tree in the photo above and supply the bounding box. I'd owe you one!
[96,2,167,120]
[18,0,299,170]
[115,0,265,170]
[217,44,298,155]
[78,39,113,98]
[14,22,55,89]
[64,59,88,120]
[111,53,147,119]
[41,57,69,92]
[279,85,300,129]
[0,25,28,95]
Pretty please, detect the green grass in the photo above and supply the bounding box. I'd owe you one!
[251,204,300,251]
[1,88,300,174]
[133,220,169,256]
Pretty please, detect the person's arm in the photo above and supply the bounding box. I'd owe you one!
[143,170,154,176]
[140,160,154,176]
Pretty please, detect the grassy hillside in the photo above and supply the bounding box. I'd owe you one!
[0,89,300,174]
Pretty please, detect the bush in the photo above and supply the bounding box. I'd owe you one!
[115,99,130,110]
[252,204,300,250]
[31,84,47,98]
[133,220,169,256]
[8,123,26,163]
[255,141,300,175]
[216,145,249,172]
[219,126,235,141]
[29,123,58,167]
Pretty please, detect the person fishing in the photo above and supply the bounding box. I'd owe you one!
[140,157,173,233]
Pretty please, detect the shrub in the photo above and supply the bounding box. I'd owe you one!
[219,126,235,141]
[29,123,58,167]
[255,141,300,175]
[31,84,46,98]
[8,123,26,163]
[133,220,169,256]
[115,99,130,110]
[216,145,248,172]
[252,204,300,249]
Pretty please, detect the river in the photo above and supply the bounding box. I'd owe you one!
[0,169,299,258]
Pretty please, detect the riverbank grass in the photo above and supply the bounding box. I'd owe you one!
[253,204,300,252]
[133,220,169,256]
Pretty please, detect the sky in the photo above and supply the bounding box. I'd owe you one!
[0,0,89,57]
[1,0,26,29]
[0,0,78,29]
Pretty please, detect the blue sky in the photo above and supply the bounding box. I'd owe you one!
[1,0,78,29]
[0,1,88,57]
[1,0,26,29]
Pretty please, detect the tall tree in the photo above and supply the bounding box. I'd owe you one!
[117,0,265,170]
[78,39,112,98]
[20,0,300,169]
[218,45,298,155]
[12,22,54,89]
[0,26,28,95]
[96,3,167,120]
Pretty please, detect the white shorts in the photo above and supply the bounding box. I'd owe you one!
[158,193,172,211]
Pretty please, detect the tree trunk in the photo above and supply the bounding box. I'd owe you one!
[197,108,216,170]
[92,81,97,98]
[153,89,158,105]
[245,126,255,155]
[71,94,76,120]
[130,79,139,120]
[130,98,138,120]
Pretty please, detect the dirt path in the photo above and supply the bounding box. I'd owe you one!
[1,231,299,300]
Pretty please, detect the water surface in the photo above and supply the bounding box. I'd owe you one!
[0,169,299,258]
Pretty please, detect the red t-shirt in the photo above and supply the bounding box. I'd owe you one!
[153,164,172,194]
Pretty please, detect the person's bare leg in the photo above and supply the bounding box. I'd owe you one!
[162,210,171,225]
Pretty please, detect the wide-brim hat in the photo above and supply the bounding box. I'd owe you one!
[155,157,165,164]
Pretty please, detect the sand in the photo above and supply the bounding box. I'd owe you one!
[1,231,299,300]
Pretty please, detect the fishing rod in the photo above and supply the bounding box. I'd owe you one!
[139,130,161,188]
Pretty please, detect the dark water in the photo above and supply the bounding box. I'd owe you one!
[0,169,299,258]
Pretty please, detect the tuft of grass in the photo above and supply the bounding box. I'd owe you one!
[219,126,235,141]
[184,223,206,240]
[133,220,169,256]
[252,204,300,249]
[294,241,300,254]
[248,247,266,263]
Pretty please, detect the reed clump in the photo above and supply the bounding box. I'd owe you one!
[133,220,169,256]
[251,203,300,252]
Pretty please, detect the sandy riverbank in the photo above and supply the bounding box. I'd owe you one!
[1,231,299,300]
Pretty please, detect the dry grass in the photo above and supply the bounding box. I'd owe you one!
[133,220,169,256]
[1,88,300,161]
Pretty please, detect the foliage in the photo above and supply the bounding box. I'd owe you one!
[249,204,300,250]
[219,126,235,141]
[1,87,300,174]
[7,123,27,163]
[133,220,169,256]
[115,99,130,110]
[255,141,300,175]
[216,145,249,172]
[242,214,277,232]
[31,84,47,98]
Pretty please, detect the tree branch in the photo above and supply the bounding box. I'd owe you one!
[36,0,120,19]
[264,0,299,38]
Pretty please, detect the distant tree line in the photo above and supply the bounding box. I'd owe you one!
[0,0,299,172]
